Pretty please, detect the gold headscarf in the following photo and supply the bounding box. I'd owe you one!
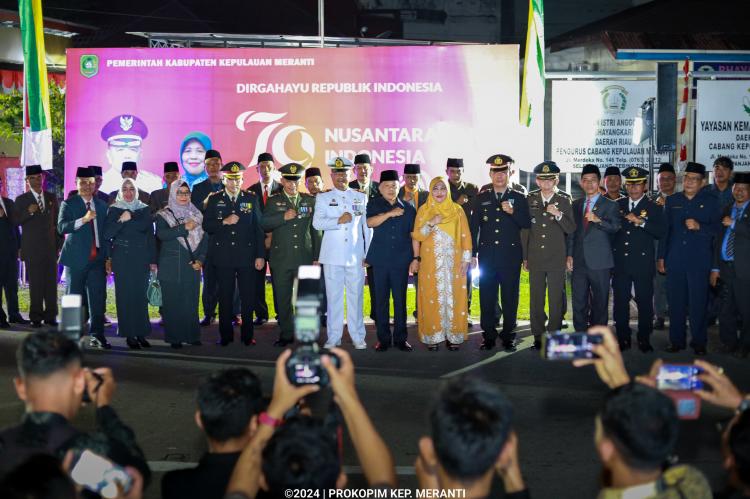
[421,176,464,242]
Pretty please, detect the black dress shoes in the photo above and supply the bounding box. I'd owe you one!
[693,345,707,356]
[0,320,11,329]
[216,339,231,346]
[446,341,460,351]
[126,338,141,350]
[273,339,293,347]
[190,341,202,346]
[200,316,214,327]
[136,336,151,348]
[31,321,43,328]
[427,344,439,351]
[665,344,684,353]
[396,342,413,352]
[638,340,654,353]
[253,317,268,326]
[170,342,182,349]
[531,338,542,350]
[243,338,257,346]
[44,320,58,327]
[90,335,112,349]
[9,315,30,325]
[502,340,517,352]
[374,342,389,352]
[618,339,632,352]
[479,341,495,351]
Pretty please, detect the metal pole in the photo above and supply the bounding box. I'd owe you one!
[318,0,325,47]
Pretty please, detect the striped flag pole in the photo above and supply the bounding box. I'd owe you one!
[19,0,52,169]
[676,58,690,170]
[519,0,545,127]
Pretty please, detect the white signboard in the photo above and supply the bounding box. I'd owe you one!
[552,80,667,172]
[696,80,750,171]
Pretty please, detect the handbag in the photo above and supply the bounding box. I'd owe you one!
[147,271,162,307]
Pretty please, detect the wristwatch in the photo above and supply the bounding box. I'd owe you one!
[413,256,421,262]
[737,396,750,415]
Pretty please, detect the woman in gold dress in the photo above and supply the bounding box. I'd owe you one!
[412,177,473,351]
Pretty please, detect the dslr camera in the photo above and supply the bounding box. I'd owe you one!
[285,265,340,386]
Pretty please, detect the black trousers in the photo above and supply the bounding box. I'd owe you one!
[479,264,521,344]
[216,266,256,343]
[366,266,376,321]
[254,266,269,320]
[66,260,106,336]
[26,256,58,323]
[373,264,409,346]
[613,269,654,342]
[718,261,750,348]
[0,256,20,321]
[572,265,611,332]
[201,263,219,319]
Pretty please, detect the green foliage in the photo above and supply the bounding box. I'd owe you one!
[0,81,65,149]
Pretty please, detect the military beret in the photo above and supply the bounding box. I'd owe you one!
[404,163,421,175]
[486,154,514,169]
[327,157,353,171]
[280,162,305,180]
[221,161,246,176]
[603,166,621,177]
[533,161,559,179]
[100,114,148,141]
[205,149,221,160]
[581,164,601,179]
[163,161,179,173]
[305,167,322,179]
[685,162,707,178]
[657,163,675,174]
[121,161,137,172]
[446,158,464,169]
[622,166,648,183]
[354,154,371,165]
[25,165,42,176]
[90,165,103,176]
[732,172,750,185]
[380,170,399,182]
[76,166,94,178]
[257,152,274,163]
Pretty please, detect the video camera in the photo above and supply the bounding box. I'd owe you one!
[286,265,340,386]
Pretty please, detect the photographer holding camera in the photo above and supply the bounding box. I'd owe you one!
[0,332,150,487]
[225,347,397,498]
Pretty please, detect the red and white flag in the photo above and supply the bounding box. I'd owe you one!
[677,58,690,170]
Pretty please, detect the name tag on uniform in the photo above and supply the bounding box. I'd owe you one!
[275,201,285,207]
[481,201,491,206]
[329,200,339,206]
[217,201,226,207]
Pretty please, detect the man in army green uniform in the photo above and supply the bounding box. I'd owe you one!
[262,163,321,346]
[522,161,576,349]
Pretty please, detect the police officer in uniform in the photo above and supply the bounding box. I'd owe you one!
[203,161,265,346]
[612,167,666,352]
[262,163,321,347]
[653,162,677,330]
[522,161,575,349]
[657,162,720,355]
[480,157,527,195]
[470,154,531,351]
[366,170,417,352]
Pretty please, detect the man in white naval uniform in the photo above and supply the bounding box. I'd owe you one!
[313,157,372,349]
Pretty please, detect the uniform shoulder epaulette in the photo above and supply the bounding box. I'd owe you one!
[203,190,221,207]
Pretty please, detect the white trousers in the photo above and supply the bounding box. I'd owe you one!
[323,264,366,345]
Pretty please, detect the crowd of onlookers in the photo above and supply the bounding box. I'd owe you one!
[0,329,748,498]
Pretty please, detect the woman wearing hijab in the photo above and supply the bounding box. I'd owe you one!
[156,180,207,348]
[104,178,156,349]
[179,131,212,189]
[412,177,473,351]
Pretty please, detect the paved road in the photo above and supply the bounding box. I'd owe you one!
[0,319,746,498]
